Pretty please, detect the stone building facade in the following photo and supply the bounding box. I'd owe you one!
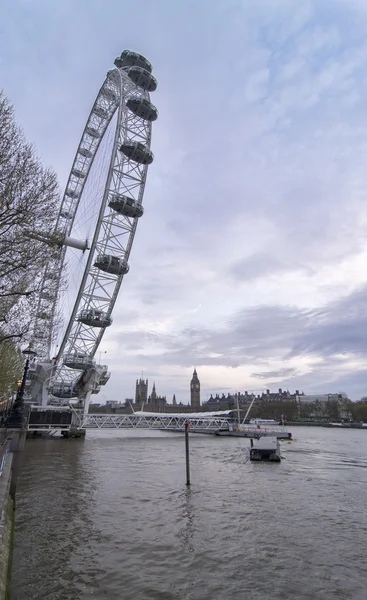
[147,383,167,412]
[135,378,148,408]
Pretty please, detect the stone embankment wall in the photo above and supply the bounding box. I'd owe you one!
[0,453,14,600]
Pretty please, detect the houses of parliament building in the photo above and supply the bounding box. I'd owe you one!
[134,369,201,413]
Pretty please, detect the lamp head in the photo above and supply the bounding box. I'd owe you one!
[22,347,37,357]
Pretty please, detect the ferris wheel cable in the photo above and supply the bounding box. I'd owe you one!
[55,70,127,362]
[52,108,118,346]
[72,125,115,242]
[31,125,115,361]
[40,85,120,346]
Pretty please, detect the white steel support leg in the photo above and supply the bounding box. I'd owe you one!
[41,380,49,407]
[83,390,93,417]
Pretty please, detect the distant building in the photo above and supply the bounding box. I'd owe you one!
[147,382,167,412]
[203,388,298,410]
[297,394,328,403]
[106,400,119,408]
[190,369,200,408]
[135,378,148,407]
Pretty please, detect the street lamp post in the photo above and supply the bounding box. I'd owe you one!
[6,348,37,429]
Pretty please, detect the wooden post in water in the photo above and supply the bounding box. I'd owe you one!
[185,419,190,486]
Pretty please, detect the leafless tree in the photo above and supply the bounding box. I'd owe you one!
[0,334,23,399]
[0,91,60,344]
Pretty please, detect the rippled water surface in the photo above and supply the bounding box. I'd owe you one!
[11,427,367,599]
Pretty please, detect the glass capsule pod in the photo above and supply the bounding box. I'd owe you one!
[85,127,101,138]
[60,210,73,219]
[93,106,108,119]
[40,291,54,300]
[63,353,94,370]
[36,311,48,319]
[71,168,86,179]
[119,141,153,165]
[128,66,157,92]
[101,86,118,102]
[99,371,111,386]
[65,188,80,199]
[94,254,129,276]
[34,328,46,339]
[77,309,112,328]
[126,98,158,121]
[114,50,152,73]
[78,147,93,158]
[51,382,78,398]
[44,272,59,281]
[108,194,144,218]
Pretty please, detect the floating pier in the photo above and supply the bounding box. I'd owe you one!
[250,437,282,462]
[215,427,292,440]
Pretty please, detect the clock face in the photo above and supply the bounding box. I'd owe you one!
[195,384,199,390]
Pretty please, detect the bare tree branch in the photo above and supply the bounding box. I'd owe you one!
[0,91,61,346]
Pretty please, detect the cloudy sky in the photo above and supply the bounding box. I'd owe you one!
[2,0,367,402]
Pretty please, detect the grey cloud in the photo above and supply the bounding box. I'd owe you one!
[251,368,298,379]
[230,253,300,282]
[110,284,367,377]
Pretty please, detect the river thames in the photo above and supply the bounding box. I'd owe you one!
[11,427,367,599]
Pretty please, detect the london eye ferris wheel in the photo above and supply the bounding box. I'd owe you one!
[29,50,158,409]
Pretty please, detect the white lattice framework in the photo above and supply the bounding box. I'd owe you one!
[79,413,234,430]
[29,51,158,405]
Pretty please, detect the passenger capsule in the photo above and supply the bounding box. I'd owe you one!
[99,371,111,385]
[114,50,152,73]
[71,168,86,179]
[94,254,129,275]
[92,386,101,394]
[63,352,94,370]
[119,141,153,165]
[36,311,48,319]
[85,126,101,138]
[34,329,46,339]
[108,194,144,218]
[93,106,108,119]
[78,309,112,328]
[44,272,59,281]
[60,210,73,219]
[101,86,118,102]
[65,188,80,199]
[40,291,54,300]
[51,381,78,399]
[128,66,157,92]
[126,98,158,121]
[78,148,93,158]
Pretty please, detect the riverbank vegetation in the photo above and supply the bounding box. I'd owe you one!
[0,92,59,347]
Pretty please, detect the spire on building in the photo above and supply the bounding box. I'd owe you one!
[190,368,200,409]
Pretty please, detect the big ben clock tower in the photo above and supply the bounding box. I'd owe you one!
[190,368,200,409]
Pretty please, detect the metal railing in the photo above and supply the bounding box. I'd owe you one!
[79,413,234,430]
[0,437,12,477]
